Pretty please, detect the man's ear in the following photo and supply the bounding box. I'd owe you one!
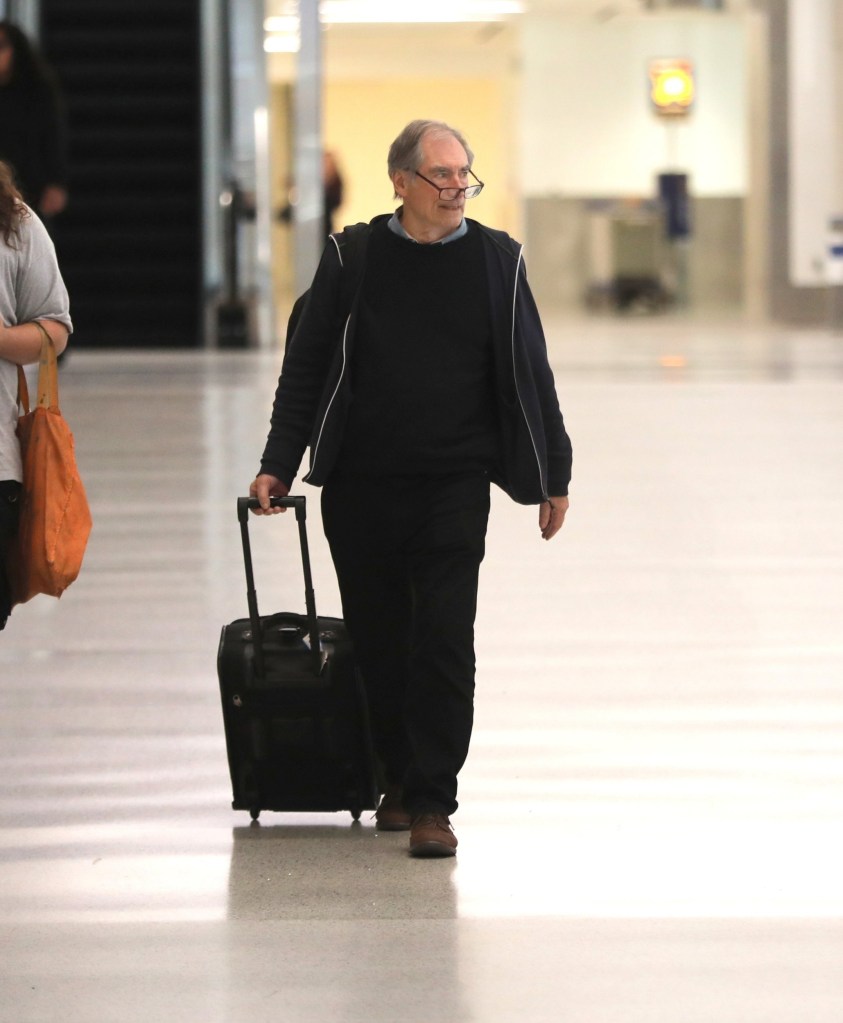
[392,170,409,198]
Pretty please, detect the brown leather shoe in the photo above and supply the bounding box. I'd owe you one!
[375,785,412,831]
[409,813,457,858]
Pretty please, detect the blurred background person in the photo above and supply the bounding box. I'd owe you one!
[0,20,68,222]
[278,149,345,241]
[0,160,71,631]
[321,150,344,238]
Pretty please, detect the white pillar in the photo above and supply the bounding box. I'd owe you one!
[293,0,324,298]
[787,0,843,285]
[6,0,39,38]
[201,0,226,306]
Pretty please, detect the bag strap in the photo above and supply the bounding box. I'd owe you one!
[336,221,370,316]
[16,322,59,414]
[281,223,371,369]
[16,365,29,416]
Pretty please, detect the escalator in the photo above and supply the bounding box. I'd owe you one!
[40,0,203,347]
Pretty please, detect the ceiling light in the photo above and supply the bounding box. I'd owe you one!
[265,0,524,29]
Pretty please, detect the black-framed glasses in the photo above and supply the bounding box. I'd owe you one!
[414,168,484,200]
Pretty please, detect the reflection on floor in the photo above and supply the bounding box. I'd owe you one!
[2,316,842,1022]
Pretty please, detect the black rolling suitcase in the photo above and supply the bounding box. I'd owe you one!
[217,496,381,822]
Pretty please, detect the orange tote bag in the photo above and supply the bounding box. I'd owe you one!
[9,324,92,606]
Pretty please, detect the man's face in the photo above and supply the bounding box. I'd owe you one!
[393,133,471,243]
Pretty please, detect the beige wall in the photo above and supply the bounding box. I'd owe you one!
[323,77,516,238]
[521,14,749,197]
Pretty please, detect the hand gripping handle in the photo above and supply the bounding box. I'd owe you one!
[236,496,321,677]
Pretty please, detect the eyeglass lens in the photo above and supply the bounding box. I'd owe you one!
[414,170,484,200]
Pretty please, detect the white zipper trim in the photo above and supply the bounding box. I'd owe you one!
[304,312,351,481]
[511,246,549,500]
[304,237,345,481]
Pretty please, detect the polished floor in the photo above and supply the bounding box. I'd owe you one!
[2,313,843,1022]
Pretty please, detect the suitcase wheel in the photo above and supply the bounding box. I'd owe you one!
[350,808,361,822]
[250,808,261,822]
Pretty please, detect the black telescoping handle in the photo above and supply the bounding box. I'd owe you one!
[236,496,322,677]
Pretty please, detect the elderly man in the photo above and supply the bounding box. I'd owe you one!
[251,119,572,858]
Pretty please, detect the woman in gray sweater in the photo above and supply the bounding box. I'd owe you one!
[0,160,71,630]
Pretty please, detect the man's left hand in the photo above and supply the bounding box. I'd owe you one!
[539,496,569,540]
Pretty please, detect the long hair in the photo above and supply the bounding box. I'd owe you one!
[0,20,55,90]
[0,161,29,246]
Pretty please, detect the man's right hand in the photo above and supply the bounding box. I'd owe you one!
[249,474,290,514]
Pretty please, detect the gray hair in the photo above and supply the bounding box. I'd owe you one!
[387,119,474,197]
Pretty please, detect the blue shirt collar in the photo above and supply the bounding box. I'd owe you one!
[388,209,467,245]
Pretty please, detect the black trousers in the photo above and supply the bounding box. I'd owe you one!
[321,473,491,816]
[0,480,21,631]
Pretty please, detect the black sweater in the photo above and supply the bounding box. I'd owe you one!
[336,221,497,477]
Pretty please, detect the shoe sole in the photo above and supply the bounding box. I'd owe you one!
[409,840,457,858]
[376,820,412,832]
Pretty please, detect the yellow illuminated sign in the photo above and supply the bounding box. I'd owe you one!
[649,59,695,116]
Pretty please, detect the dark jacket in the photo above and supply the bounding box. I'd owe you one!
[0,78,67,206]
[261,215,572,504]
